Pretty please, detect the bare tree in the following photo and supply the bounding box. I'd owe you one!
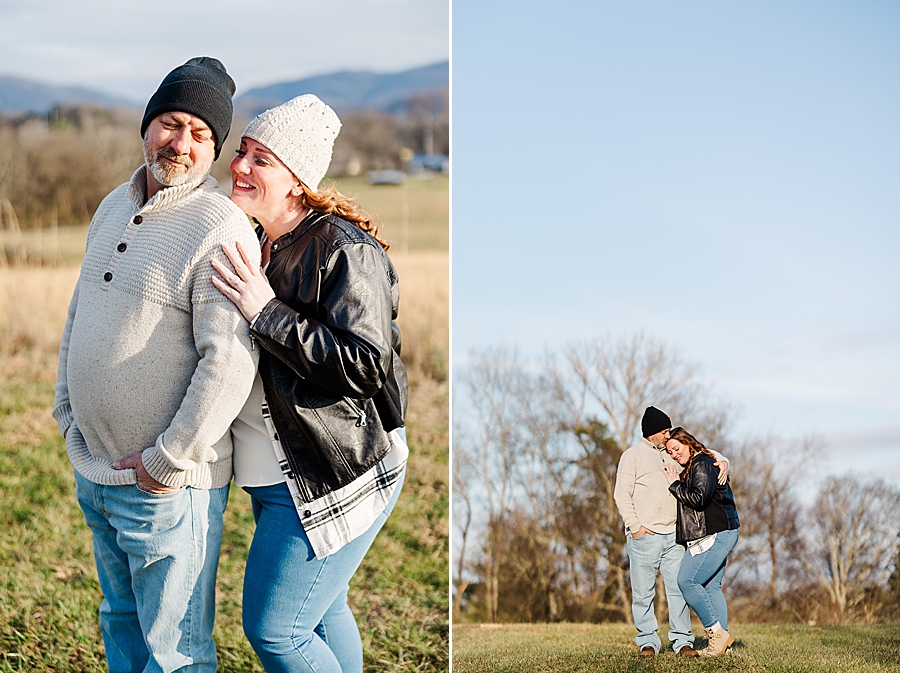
[809,475,900,622]
[883,533,900,621]
[727,435,819,612]
[559,334,729,452]
[331,111,402,173]
[456,350,528,622]
[452,436,474,621]
[566,418,634,624]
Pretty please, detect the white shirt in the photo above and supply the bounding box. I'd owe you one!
[231,373,285,488]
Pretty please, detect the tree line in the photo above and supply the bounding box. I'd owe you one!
[0,89,449,233]
[453,336,900,626]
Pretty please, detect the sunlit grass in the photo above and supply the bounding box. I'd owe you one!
[452,622,900,673]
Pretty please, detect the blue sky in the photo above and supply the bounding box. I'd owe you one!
[452,1,900,489]
[0,0,448,100]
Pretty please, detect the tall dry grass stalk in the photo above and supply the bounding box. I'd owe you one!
[392,251,449,383]
[0,267,77,352]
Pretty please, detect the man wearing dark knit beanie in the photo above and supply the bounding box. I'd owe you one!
[613,407,730,658]
[141,56,235,160]
[54,57,258,672]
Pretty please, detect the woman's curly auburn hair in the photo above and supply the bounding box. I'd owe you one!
[299,182,389,251]
[668,427,716,474]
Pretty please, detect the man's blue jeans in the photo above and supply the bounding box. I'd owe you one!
[626,531,694,653]
[677,529,739,630]
[241,468,404,673]
[74,469,228,673]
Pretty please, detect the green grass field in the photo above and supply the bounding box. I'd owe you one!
[328,175,449,253]
[452,622,900,673]
[0,176,448,672]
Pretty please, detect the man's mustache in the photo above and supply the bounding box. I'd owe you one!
[155,147,193,168]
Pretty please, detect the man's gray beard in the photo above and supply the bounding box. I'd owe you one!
[143,136,211,187]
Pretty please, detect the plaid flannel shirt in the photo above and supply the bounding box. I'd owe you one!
[260,397,407,559]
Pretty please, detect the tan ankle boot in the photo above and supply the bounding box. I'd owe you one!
[701,624,734,657]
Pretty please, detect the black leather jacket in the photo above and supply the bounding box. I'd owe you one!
[251,211,408,501]
[668,453,740,544]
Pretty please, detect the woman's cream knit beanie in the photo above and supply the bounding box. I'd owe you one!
[241,94,341,192]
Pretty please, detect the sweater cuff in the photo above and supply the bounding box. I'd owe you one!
[141,443,189,488]
[52,403,74,437]
[624,518,641,534]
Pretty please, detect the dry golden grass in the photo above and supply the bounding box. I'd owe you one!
[0,254,446,373]
[331,176,449,254]
[0,267,79,360]
[393,251,449,382]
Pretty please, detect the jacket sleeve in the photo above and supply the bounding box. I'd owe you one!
[251,241,393,399]
[668,460,718,511]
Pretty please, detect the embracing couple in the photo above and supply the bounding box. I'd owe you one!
[614,406,741,658]
[52,57,407,672]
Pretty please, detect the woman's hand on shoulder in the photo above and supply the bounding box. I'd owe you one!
[211,241,276,322]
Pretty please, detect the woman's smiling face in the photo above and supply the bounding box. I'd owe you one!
[665,438,692,466]
[229,137,300,225]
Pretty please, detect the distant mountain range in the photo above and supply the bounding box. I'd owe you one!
[0,76,135,115]
[0,61,449,117]
[233,61,448,118]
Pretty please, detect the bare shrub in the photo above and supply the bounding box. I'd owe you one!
[0,106,143,230]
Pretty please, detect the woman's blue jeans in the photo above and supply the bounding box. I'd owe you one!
[676,528,739,630]
[242,469,404,673]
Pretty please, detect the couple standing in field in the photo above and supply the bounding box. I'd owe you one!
[614,406,741,658]
[53,57,408,673]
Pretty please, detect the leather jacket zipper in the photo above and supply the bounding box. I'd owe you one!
[344,397,368,427]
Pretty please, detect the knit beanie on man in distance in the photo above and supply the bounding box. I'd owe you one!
[641,406,672,438]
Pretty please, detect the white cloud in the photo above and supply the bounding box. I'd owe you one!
[710,376,900,410]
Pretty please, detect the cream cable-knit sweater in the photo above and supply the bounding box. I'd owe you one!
[53,166,260,489]
[614,438,682,535]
